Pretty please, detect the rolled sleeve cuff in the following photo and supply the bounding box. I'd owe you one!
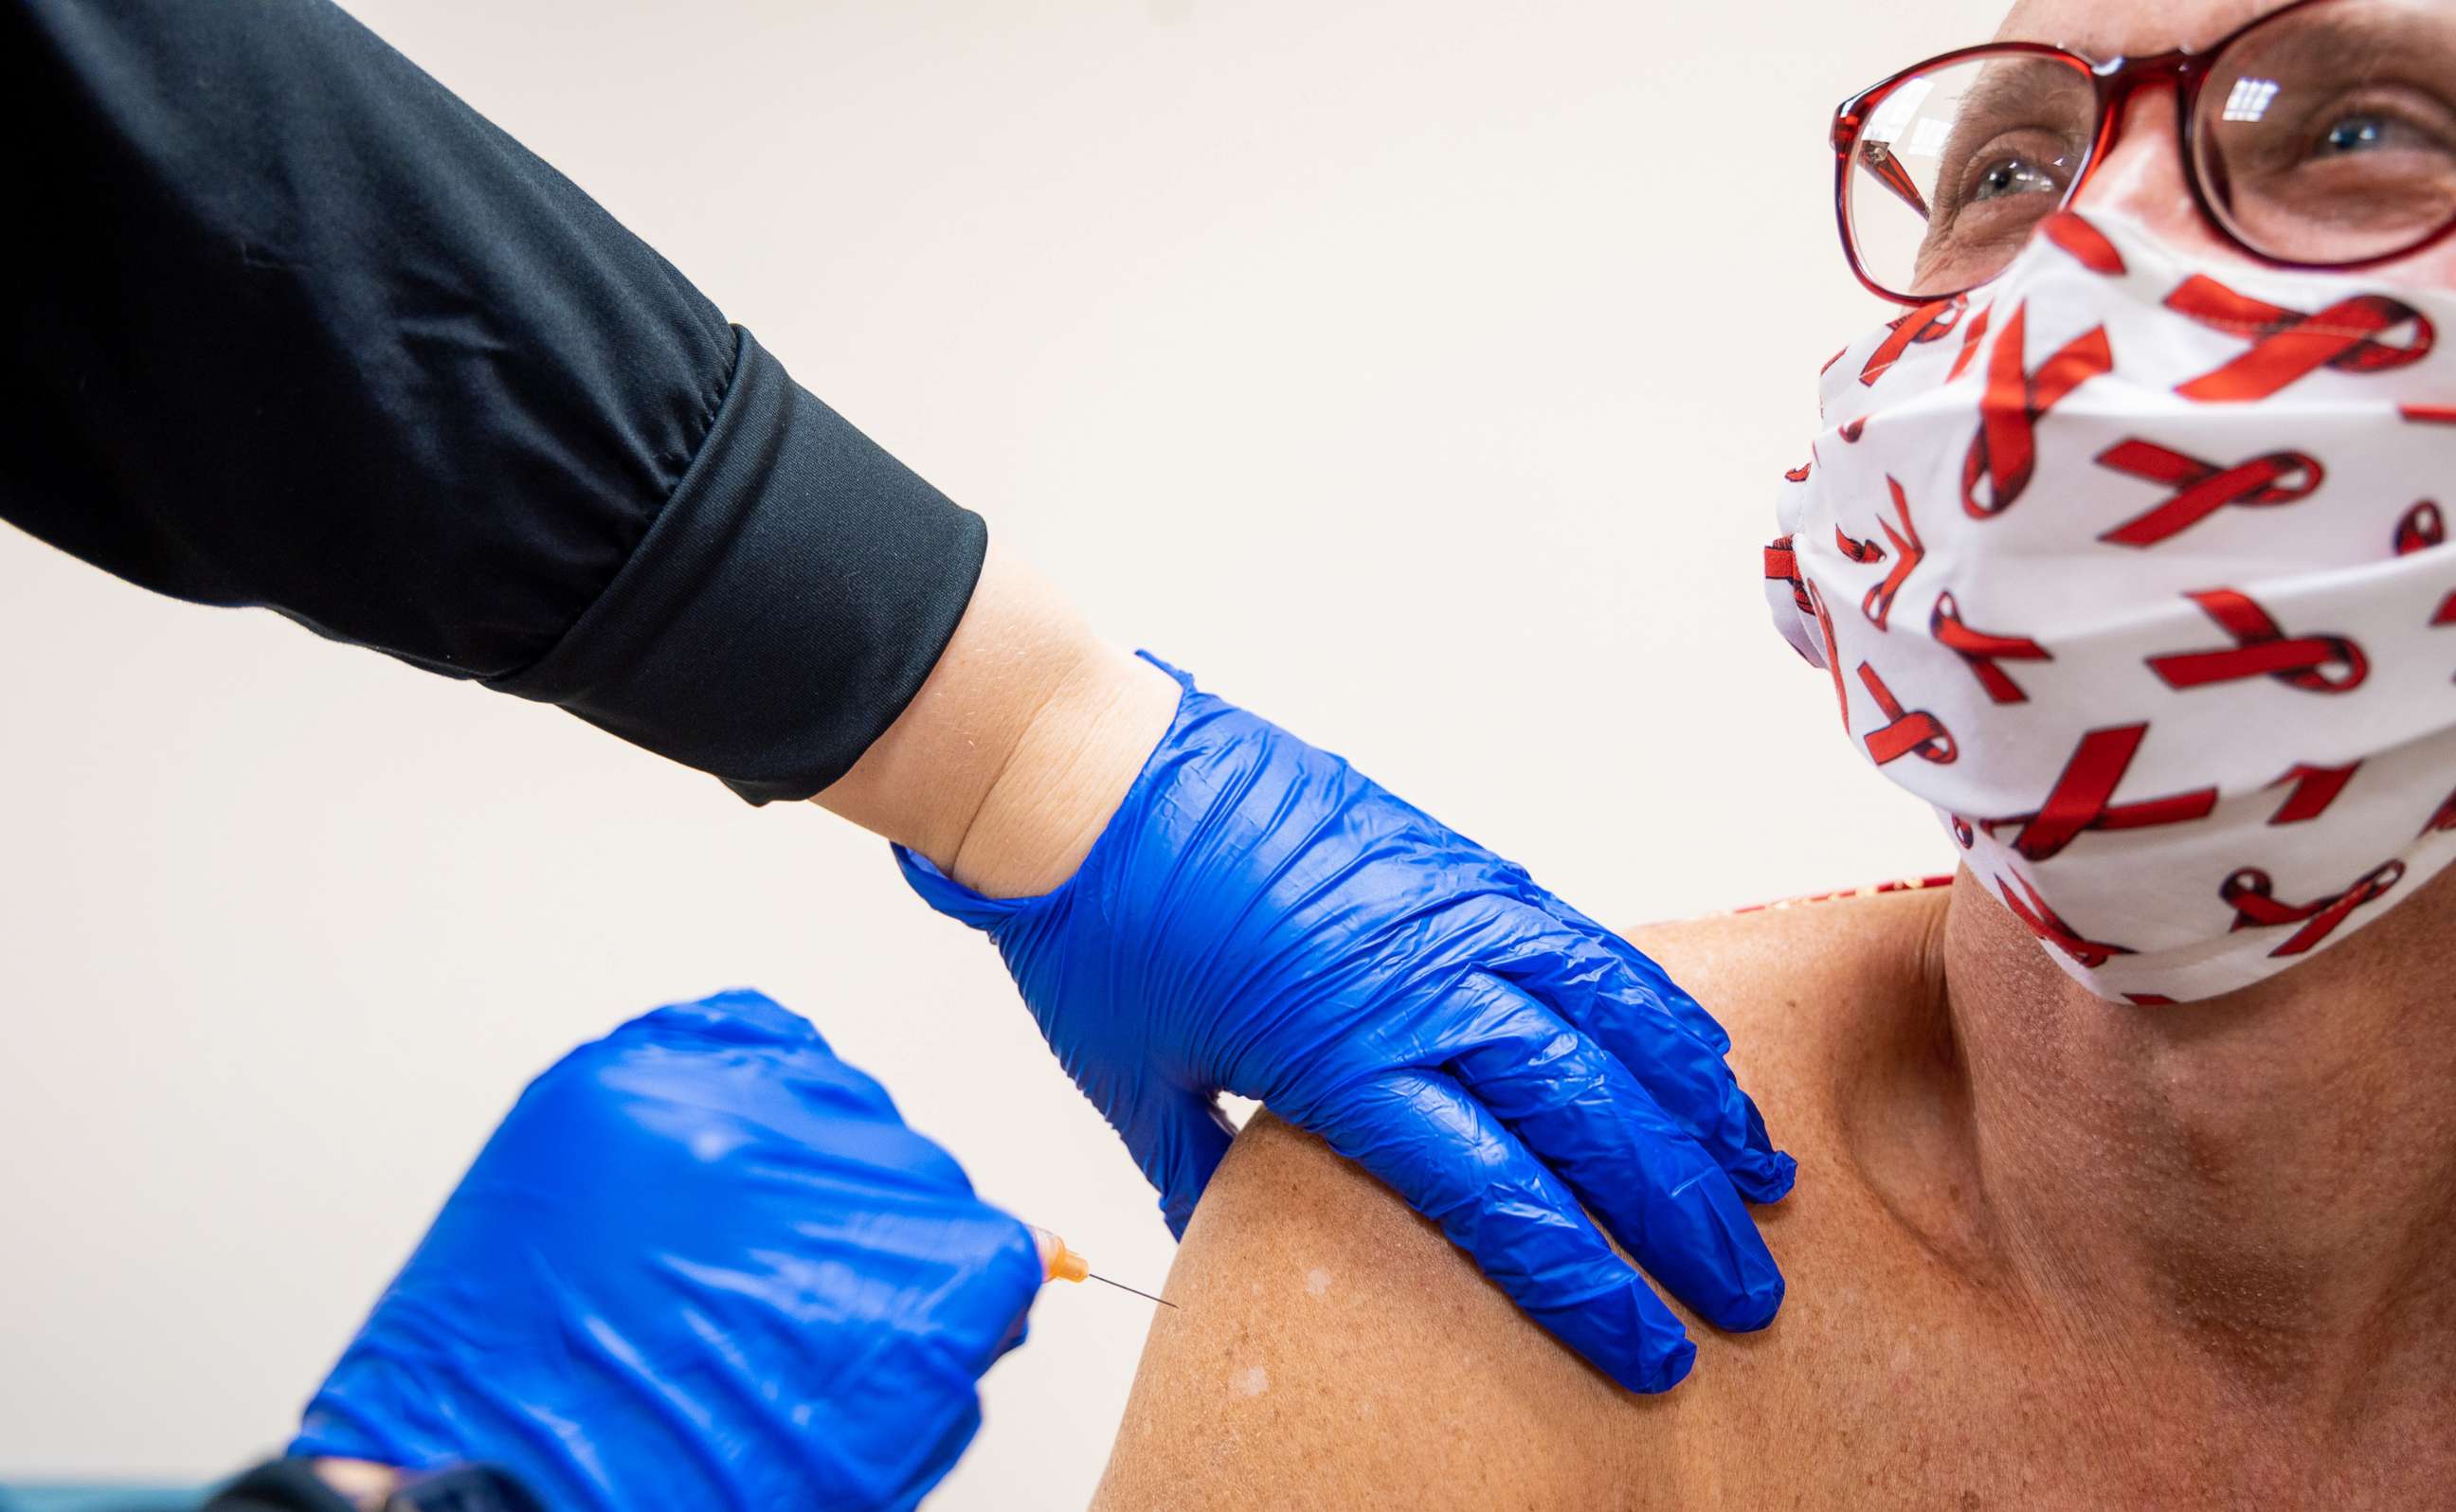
[488,327,986,803]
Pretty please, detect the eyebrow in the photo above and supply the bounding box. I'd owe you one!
[1958,62,2084,137]
[2218,9,2456,83]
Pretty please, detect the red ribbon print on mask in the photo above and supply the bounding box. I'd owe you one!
[1946,304,1994,384]
[1862,477,1924,630]
[2266,762,2361,825]
[1856,661,1956,765]
[2426,786,2456,837]
[2146,588,2368,694]
[2393,510,2456,659]
[2220,860,2406,957]
[1764,537,1812,614]
[2092,441,2323,548]
[2166,275,2434,402]
[2041,212,2127,276]
[2395,501,2445,555]
[1931,591,2051,703]
[1996,869,2135,968]
[1979,724,2219,863]
[1861,298,1967,387]
[1963,301,2115,518]
[1799,581,1852,731]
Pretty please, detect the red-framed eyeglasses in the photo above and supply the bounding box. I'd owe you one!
[1832,0,2456,304]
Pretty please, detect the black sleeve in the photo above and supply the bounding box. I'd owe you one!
[201,1460,356,1512]
[3,0,986,803]
[203,1460,545,1512]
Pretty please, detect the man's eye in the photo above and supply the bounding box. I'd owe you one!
[1970,156,2060,201]
[2306,101,2456,160]
[2322,115,2385,153]
[2313,111,2437,157]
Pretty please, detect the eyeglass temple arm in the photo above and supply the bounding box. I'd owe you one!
[1857,142,1932,222]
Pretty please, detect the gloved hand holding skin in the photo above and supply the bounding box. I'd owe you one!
[290,989,1042,1512]
[885,644,1796,1395]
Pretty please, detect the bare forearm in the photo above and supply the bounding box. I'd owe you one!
[814,539,1182,898]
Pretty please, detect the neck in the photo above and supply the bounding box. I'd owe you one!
[1935,866,2456,1400]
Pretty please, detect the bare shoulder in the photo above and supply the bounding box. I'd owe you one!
[1092,1107,1634,1512]
[1091,886,1951,1512]
[1623,884,1952,1135]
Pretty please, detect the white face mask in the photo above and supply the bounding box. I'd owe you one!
[1767,211,2456,1003]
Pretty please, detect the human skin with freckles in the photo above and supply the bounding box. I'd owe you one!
[1090,3,2456,1507]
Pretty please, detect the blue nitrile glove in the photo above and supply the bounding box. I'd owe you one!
[290,989,1042,1512]
[899,657,1797,1395]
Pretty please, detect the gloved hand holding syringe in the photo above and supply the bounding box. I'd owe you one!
[291,989,1170,1512]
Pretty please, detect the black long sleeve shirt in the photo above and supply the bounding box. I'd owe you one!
[5,0,987,801]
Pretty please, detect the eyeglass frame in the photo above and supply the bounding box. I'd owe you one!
[1828,0,2456,305]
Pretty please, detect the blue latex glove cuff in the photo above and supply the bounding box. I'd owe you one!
[899,655,1795,1394]
[292,990,1041,1512]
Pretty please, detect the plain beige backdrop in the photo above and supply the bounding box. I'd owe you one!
[2,0,1982,1503]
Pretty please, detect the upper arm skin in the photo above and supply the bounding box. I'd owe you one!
[1091,1109,1656,1512]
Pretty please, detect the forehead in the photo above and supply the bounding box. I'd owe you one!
[1994,0,2275,53]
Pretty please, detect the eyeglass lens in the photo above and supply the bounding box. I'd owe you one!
[2195,1,2456,269]
[1846,0,2456,301]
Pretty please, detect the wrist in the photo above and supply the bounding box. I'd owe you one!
[311,1459,402,1510]
[815,539,1179,898]
[949,642,1179,896]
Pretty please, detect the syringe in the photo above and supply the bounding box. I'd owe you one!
[1026,1225,1177,1309]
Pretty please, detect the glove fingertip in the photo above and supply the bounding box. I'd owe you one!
[1574,1287,1698,1395]
[1694,1250,1787,1334]
[1532,1264,1699,1396]
[1733,1150,1799,1206]
[1632,1334,1700,1395]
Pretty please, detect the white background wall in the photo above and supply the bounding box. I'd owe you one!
[1,0,1975,1503]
